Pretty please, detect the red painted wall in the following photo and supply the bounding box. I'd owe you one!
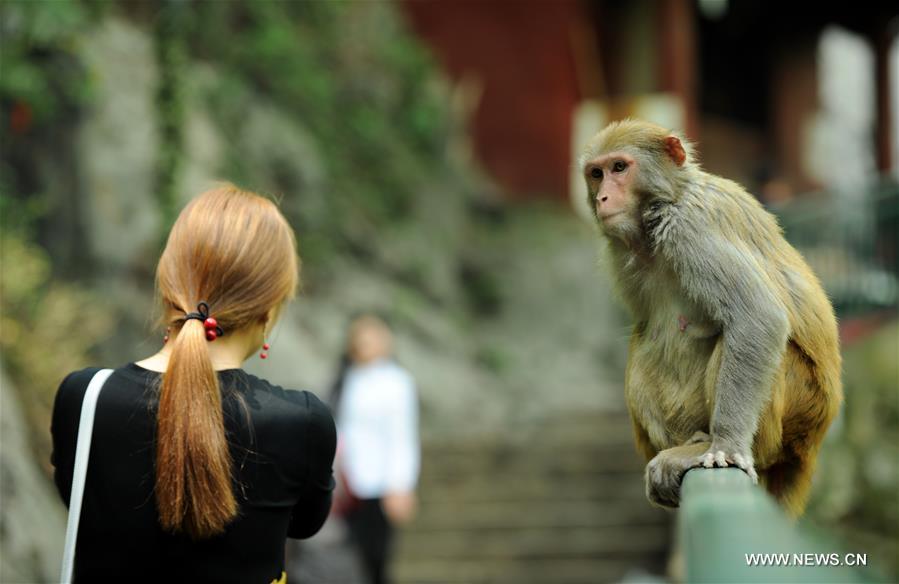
[402,0,584,201]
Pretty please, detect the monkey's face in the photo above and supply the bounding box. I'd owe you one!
[582,120,690,244]
[583,151,642,238]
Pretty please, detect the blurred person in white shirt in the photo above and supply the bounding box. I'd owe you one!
[331,314,419,584]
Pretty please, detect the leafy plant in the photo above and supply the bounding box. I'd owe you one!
[180,1,450,236]
[0,197,112,471]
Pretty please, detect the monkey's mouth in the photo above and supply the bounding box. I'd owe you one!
[599,211,624,222]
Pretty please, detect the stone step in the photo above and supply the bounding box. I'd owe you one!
[419,459,645,484]
[407,500,666,531]
[419,474,648,504]
[392,411,671,583]
[393,558,647,584]
[422,414,636,451]
[395,525,669,560]
[422,438,640,458]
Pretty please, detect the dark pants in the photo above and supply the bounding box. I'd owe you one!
[345,498,393,584]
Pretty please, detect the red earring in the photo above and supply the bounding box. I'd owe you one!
[163,327,170,344]
[260,342,270,359]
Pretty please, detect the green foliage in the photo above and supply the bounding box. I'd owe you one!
[459,258,504,317]
[809,323,899,578]
[153,0,189,229]
[0,2,109,469]
[0,186,48,235]
[0,196,113,471]
[475,345,510,375]
[5,0,452,257]
[0,1,94,125]
[181,1,450,233]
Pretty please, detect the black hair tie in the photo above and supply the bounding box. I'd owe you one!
[184,301,225,341]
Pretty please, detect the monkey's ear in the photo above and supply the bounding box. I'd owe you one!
[664,136,687,167]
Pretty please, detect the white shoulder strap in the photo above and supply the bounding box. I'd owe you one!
[60,368,114,584]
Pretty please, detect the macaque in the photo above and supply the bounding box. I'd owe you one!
[580,119,842,517]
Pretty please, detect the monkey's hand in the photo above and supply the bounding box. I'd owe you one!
[698,440,759,483]
[645,443,709,508]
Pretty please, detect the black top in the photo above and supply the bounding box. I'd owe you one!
[51,363,336,583]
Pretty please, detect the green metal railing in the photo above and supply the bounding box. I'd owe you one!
[679,469,879,583]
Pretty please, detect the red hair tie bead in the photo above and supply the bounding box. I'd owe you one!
[183,302,224,341]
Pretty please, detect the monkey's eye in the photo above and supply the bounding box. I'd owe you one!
[612,160,628,173]
[590,167,603,179]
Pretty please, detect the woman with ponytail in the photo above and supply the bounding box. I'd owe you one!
[51,185,336,583]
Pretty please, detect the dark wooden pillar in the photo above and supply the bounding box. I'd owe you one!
[873,23,897,174]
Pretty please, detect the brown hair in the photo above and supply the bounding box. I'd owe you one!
[154,184,299,538]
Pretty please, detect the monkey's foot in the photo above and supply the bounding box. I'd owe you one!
[698,442,759,483]
[645,443,709,508]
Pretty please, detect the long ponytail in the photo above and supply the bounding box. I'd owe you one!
[154,185,299,538]
[156,316,236,538]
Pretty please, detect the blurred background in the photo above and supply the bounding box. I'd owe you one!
[1,1,897,582]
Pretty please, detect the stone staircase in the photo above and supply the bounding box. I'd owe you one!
[393,411,672,583]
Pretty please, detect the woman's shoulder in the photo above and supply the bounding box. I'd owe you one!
[59,366,106,386]
[239,373,334,430]
[54,366,106,408]
[51,366,119,444]
[55,363,154,402]
[239,372,323,407]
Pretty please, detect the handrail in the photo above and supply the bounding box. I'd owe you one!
[678,468,874,583]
